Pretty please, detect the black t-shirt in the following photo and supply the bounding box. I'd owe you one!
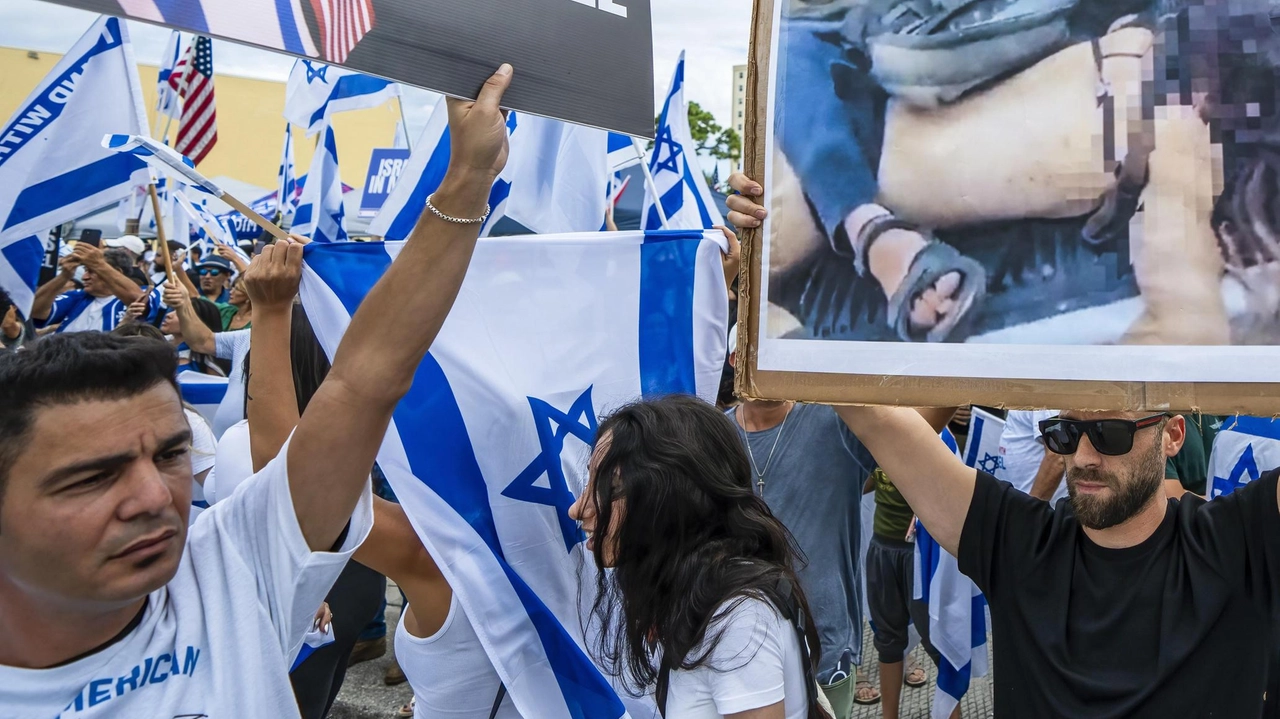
[959,469,1280,718]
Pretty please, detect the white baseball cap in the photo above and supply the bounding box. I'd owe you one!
[104,234,146,256]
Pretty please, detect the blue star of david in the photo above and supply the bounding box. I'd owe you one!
[651,124,683,176]
[1212,443,1258,498]
[303,61,328,84]
[502,387,597,552]
[977,453,1005,475]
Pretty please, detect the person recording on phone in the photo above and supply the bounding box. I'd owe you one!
[29,240,160,334]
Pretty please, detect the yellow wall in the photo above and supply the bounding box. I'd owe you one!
[0,45,400,190]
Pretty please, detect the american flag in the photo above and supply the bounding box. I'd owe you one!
[174,36,217,166]
[309,0,376,65]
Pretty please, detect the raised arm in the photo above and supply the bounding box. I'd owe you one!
[286,65,513,552]
[162,280,215,355]
[240,242,304,472]
[29,255,77,322]
[74,243,145,305]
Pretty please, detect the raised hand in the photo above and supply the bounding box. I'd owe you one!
[241,239,303,311]
[162,279,190,311]
[445,64,514,182]
[725,172,768,230]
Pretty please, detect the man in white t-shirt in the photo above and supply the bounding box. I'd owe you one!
[0,66,515,718]
[994,409,1069,504]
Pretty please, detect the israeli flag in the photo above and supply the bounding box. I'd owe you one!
[642,52,724,231]
[292,122,347,243]
[125,0,318,59]
[915,428,989,719]
[299,228,729,719]
[963,408,1007,476]
[277,123,298,220]
[0,16,150,304]
[607,131,642,172]
[1208,416,1280,498]
[284,59,399,136]
[0,233,46,318]
[178,373,228,429]
[102,134,224,196]
[156,30,184,122]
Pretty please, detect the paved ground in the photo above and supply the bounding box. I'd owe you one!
[331,582,994,719]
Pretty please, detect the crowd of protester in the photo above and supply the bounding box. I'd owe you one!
[1,66,1278,719]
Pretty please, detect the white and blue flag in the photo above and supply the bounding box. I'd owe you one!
[284,59,399,136]
[963,408,1007,477]
[292,122,347,243]
[178,372,229,430]
[1208,416,1280,498]
[156,30,185,122]
[0,17,150,315]
[277,122,298,220]
[642,52,724,231]
[370,98,611,239]
[0,233,46,318]
[299,228,730,719]
[125,0,318,59]
[915,429,989,719]
[607,131,642,172]
[103,133,224,196]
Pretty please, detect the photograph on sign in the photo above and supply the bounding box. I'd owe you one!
[750,0,1280,387]
[41,0,655,136]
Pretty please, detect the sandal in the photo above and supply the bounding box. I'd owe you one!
[854,215,986,342]
[854,678,882,705]
[394,697,415,718]
[904,658,929,688]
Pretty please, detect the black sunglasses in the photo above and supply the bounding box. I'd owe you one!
[198,268,224,276]
[1038,414,1167,456]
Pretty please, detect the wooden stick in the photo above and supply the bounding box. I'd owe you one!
[221,192,291,242]
[147,183,176,286]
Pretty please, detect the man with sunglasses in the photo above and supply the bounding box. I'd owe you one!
[194,255,233,305]
[726,173,1280,718]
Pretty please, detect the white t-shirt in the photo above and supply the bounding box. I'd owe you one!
[212,329,251,438]
[183,409,218,523]
[0,438,373,718]
[664,598,808,719]
[994,409,1069,504]
[60,295,113,334]
[204,419,253,507]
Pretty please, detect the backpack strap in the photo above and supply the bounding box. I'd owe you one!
[489,683,507,719]
[656,654,672,718]
[773,578,822,717]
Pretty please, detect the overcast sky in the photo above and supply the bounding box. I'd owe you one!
[0,0,752,138]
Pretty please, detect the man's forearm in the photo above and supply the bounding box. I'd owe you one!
[30,272,72,321]
[835,405,976,555]
[246,304,298,472]
[1029,451,1066,501]
[93,263,145,304]
[288,168,494,551]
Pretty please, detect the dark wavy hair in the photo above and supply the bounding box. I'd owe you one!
[586,395,824,715]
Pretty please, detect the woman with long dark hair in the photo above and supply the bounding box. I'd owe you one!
[570,395,832,719]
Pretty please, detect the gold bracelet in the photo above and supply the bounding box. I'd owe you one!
[425,193,490,225]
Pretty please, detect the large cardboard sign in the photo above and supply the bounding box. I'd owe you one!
[737,0,1280,413]
[46,0,655,137]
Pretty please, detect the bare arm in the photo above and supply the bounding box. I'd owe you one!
[240,243,303,472]
[162,281,216,355]
[78,245,145,305]
[833,405,976,556]
[286,65,514,552]
[30,265,74,322]
[1029,450,1067,501]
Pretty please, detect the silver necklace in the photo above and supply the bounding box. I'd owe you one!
[742,403,793,496]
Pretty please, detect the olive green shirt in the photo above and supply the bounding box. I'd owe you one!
[1166,414,1223,495]
[872,467,915,539]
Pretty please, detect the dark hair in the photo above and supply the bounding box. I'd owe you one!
[0,333,179,508]
[587,395,823,712]
[102,248,148,287]
[111,321,168,343]
[189,298,223,335]
[242,303,330,416]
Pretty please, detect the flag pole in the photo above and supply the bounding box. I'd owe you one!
[220,192,291,242]
[147,183,176,285]
[632,137,669,229]
[397,96,413,151]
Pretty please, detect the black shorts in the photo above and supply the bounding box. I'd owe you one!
[865,533,938,665]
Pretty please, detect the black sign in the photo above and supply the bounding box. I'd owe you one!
[47,0,655,137]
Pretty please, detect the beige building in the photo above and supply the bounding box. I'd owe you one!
[731,64,747,174]
[0,44,401,192]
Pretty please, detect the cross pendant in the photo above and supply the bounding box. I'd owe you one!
[757,479,765,495]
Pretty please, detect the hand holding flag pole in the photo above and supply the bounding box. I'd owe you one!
[103,134,291,242]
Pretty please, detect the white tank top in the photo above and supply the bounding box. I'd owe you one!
[396,594,522,718]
